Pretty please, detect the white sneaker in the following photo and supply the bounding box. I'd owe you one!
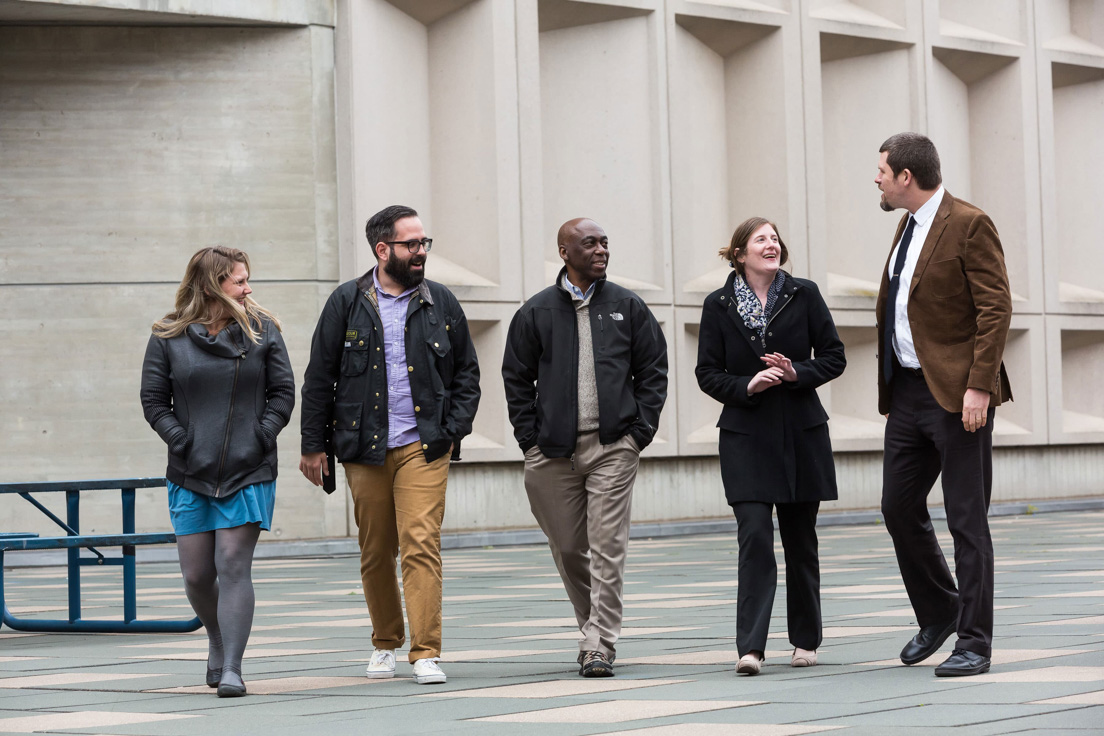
[366,648,396,679]
[412,657,446,684]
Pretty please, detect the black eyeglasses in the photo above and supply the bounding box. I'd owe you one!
[385,238,433,253]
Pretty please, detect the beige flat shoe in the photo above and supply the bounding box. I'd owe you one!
[736,652,762,675]
[791,648,817,667]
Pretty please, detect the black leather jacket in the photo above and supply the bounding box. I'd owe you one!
[140,319,295,498]
[502,268,668,457]
[300,273,480,465]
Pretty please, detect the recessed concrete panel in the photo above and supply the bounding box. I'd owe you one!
[668,10,801,304]
[993,315,1047,446]
[929,49,1034,307]
[938,0,1026,46]
[338,0,523,301]
[536,3,669,297]
[1043,315,1104,443]
[819,42,914,300]
[674,308,724,456]
[1052,73,1104,306]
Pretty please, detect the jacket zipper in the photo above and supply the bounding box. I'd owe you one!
[213,352,244,497]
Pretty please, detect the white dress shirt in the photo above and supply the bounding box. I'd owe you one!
[889,186,945,369]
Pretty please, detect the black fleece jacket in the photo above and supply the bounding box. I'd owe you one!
[502,269,668,458]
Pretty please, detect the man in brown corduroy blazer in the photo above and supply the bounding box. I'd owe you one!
[874,133,1012,678]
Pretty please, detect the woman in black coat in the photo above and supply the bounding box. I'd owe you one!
[141,247,295,697]
[695,216,845,675]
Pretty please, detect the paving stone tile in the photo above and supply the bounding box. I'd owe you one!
[471,699,762,723]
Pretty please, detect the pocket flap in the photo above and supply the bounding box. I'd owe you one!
[427,334,451,357]
[334,402,363,431]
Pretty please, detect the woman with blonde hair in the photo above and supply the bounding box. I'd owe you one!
[695,217,845,675]
[141,246,294,697]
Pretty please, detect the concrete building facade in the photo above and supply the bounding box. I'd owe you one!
[3,0,1103,541]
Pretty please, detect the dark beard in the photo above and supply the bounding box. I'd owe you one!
[384,254,426,290]
[879,194,895,212]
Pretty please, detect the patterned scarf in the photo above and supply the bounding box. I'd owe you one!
[733,271,786,338]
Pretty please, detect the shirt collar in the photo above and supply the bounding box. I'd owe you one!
[911,185,945,228]
[371,266,417,301]
[561,273,595,302]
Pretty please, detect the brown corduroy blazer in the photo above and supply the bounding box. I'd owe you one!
[875,191,1013,415]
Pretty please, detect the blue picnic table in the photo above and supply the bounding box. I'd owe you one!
[0,478,201,633]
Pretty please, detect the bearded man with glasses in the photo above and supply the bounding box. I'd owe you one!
[299,204,480,684]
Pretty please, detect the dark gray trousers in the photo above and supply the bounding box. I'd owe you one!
[881,370,995,657]
[732,501,822,657]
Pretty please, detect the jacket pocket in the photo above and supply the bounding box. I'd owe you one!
[925,258,966,299]
[341,345,370,376]
[254,419,276,454]
[426,331,453,387]
[332,401,363,459]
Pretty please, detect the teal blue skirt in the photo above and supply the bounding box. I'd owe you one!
[167,480,275,536]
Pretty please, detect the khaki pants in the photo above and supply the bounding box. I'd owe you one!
[524,431,640,660]
[345,442,449,662]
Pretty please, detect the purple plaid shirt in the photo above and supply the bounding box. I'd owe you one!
[372,268,420,449]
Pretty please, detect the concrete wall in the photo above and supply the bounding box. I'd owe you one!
[2,0,1103,541]
[0,12,347,538]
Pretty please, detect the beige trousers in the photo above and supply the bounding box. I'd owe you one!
[345,442,449,662]
[524,431,641,660]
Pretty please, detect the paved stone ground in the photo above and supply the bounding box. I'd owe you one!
[1,510,1102,735]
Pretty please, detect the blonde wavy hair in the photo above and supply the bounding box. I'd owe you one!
[152,246,281,343]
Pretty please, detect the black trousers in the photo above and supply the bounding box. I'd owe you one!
[731,501,822,657]
[881,370,995,657]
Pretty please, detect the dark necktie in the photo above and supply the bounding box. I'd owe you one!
[883,215,916,384]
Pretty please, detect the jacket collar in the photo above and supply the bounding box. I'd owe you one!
[718,269,800,355]
[356,267,435,314]
[555,265,606,301]
[908,189,955,297]
[186,322,248,359]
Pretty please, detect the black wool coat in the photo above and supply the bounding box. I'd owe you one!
[695,271,845,504]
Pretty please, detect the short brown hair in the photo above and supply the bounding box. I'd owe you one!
[718,217,789,277]
[879,132,942,190]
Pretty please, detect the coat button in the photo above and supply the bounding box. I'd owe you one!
[414,406,421,412]
[434,342,439,348]
[358,340,364,346]
[352,421,356,427]
[333,420,337,426]
[373,365,377,369]
[373,434,378,440]
[445,325,450,331]
[371,444,376,449]
[408,365,414,372]
[376,347,380,351]
[419,299,424,304]
[720,295,725,300]
[374,405,378,410]
[768,332,772,336]
[750,335,756,340]
[375,392,380,397]
[422,443,428,450]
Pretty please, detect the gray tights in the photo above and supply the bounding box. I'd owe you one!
[176,524,261,688]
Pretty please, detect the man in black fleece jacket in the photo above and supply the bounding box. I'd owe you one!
[502,217,668,677]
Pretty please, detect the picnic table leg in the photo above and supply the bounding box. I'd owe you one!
[66,490,81,623]
[122,488,137,623]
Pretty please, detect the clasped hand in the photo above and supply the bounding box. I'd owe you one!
[748,352,797,395]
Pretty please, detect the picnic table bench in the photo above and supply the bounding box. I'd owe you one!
[0,478,201,633]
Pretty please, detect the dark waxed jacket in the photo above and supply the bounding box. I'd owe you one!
[502,268,668,458]
[300,273,480,465]
[696,271,845,504]
[141,318,295,498]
